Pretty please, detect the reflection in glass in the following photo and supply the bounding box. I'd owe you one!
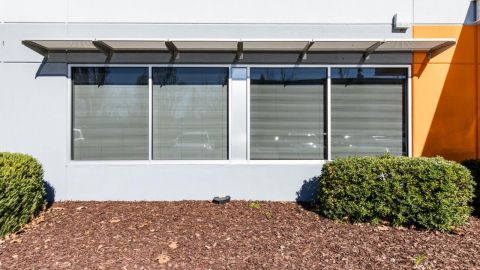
[250,68,327,160]
[72,67,149,160]
[152,67,228,160]
[331,68,407,157]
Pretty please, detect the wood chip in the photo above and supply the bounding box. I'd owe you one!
[168,241,178,250]
[377,225,390,231]
[2,201,480,269]
[155,253,170,264]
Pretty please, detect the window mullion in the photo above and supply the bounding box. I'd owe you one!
[327,67,332,161]
[148,66,153,161]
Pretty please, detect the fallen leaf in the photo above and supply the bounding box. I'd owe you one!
[33,215,45,224]
[377,225,390,231]
[109,219,121,223]
[9,238,21,244]
[55,262,72,269]
[451,227,465,235]
[155,253,170,264]
[168,241,178,250]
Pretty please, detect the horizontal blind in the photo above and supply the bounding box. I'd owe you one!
[152,67,228,160]
[331,77,406,157]
[72,67,149,160]
[250,68,326,160]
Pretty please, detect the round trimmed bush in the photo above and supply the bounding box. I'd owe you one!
[0,152,46,237]
[317,155,474,232]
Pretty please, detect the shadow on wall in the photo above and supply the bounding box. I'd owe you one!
[296,177,319,203]
[414,24,478,162]
[33,51,413,78]
[43,180,55,205]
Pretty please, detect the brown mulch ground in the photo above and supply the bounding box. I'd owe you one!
[0,202,480,270]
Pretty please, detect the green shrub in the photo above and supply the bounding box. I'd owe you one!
[460,159,480,213]
[317,155,474,232]
[0,152,46,237]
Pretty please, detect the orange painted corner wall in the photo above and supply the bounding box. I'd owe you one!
[413,25,478,161]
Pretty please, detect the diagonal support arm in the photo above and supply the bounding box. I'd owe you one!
[427,41,456,59]
[165,41,180,60]
[236,41,244,60]
[299,41,314,61]
[362,41,385,60]
[92,41,114,59]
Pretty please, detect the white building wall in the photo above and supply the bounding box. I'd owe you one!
[0,63,69,199]
[2,0,475,24]
[3,0,412,24]
[0,0,475,201]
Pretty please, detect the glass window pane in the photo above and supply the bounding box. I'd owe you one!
[331,68,408,158]
[72,67,149,160]
[250,68,327,160]
[152,67,228,160]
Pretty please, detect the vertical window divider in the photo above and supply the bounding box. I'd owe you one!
[246,66,251,161]
[326,67,332,161]
[148,66,153,161]
[407,66,413,158]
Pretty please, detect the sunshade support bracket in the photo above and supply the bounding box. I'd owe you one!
[92,41,114,59]
[236,41,244,60]
[22,40,50,58]
[165,41,180,60]
[362,41,385,60]
[427,41,455,59]
[299,41,314,61]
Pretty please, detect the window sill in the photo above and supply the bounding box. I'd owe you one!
[65,160,328,166]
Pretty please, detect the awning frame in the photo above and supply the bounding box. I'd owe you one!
[22,38,457,60]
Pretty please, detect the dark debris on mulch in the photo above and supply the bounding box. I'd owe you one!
[1,201,480,269]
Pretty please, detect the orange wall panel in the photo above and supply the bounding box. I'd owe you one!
[413,25,477,161]
[413,26,475,65]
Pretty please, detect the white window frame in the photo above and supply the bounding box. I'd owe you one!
[242,64,412,164]
[67,64,232,165]
[67,64,412,165]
